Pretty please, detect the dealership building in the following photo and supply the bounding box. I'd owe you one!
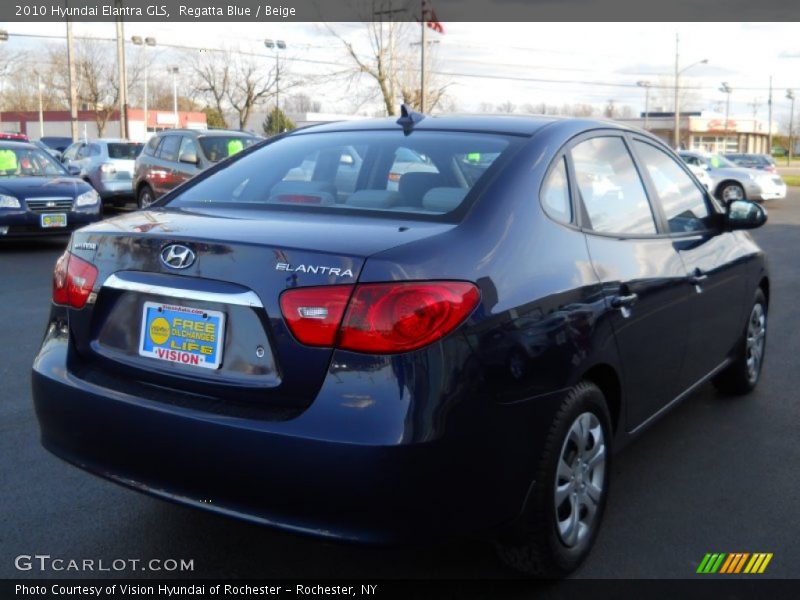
[0,108,208,142]
[617,111,777,154]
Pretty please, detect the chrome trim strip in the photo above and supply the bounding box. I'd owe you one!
[102,273,264,308]
[628,359,731,436]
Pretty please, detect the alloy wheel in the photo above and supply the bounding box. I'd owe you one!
[554,412,606,548]
[745,302,766,384]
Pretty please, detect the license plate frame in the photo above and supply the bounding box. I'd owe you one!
[138,301,226,370]
[40,213,67,228]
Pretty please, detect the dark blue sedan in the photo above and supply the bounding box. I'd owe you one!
[0,141,101,237]
[32,109,769,577]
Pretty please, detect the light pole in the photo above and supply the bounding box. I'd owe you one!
[131,36,156,138]
[168,66,179,128]
[719,82,732,153]
[673,33,708,149]
[637,80,652,130]
[787,89,795,166]
[37,73,44,138]
[264,39,286,112]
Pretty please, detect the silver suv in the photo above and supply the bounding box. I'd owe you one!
[61,139,144,207]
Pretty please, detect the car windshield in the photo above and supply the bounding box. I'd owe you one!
[707,154,737,168]
[198,136,258,163]
[168,130,517,217]
[108,142,144,159]
[0,145,66,177]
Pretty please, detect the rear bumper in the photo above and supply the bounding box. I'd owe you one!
[32,325,559,543]
[95,179,135,201]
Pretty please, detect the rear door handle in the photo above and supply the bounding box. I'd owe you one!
[689,272,708,285]
[610,293,638,308]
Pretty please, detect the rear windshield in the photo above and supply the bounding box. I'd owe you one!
[198,136,259,163]
[168,130,516,217]
[108,142,144,159]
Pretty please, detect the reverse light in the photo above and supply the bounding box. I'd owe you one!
[280,285,353,347]
[52,251,98,309]
[280,281,480,354]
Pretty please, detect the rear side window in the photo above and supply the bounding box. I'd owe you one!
[634,141,713,233]
[541,157,571,223]
[571,137,656,235]
[198,136,257,163]
[143,136,160,156]
[108,143,144,159]
[168,130,516,217]
[157,136,181,162]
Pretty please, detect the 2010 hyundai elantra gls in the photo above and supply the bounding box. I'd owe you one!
[32,109,769,577]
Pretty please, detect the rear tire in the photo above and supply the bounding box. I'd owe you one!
[713,289,767,395]
[495,381,611,577]
[137,185,155,209]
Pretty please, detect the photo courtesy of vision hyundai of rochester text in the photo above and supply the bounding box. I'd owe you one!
[32,109,769,577]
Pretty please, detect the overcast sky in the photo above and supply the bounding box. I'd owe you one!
[4,21,800,124]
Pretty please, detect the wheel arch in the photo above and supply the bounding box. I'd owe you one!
[580,363,621,433]
[758,275,770,306]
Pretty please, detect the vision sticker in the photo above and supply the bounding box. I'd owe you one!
[138,302,225,369]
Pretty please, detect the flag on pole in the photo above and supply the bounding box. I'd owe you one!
[421,0,445,34]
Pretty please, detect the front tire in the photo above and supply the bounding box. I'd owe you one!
[495,381,612,577]
[137,185,155,209]
[713,289,767,395]
[718,182,745,204]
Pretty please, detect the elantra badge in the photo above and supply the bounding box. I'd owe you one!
[160,244,196,269]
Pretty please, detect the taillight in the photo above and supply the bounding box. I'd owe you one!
[52,251,98,309]
[280,281,480,354]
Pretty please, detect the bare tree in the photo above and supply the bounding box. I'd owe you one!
[496,101,517,114]
[327,18,449,116]
[191,47,285,130]
[650,75,703,113]
[284,93,322,114]
[226,54,280,129]
[190,49,231,127]
[40,39,142,137]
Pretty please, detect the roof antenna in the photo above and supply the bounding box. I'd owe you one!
[396,103,425,134]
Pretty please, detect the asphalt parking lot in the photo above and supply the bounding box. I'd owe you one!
[2,194,799,581]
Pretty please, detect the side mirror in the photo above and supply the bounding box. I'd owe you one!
[727,200,767,230]
[67,165,80,176]
[179,152,198,165]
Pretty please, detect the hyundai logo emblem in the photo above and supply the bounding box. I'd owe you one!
[160,244,196,269]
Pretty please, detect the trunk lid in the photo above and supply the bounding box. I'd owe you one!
[67,207,453,412]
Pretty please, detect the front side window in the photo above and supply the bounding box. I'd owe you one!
[571,137,656,235]
[541,157,571,223]
[168,130,516,217]
[634,141,713,234]
[63,143,82,161]
[157,136,181,162]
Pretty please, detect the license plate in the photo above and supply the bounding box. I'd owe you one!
[41,213,67,228]
[138,302,225,369]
